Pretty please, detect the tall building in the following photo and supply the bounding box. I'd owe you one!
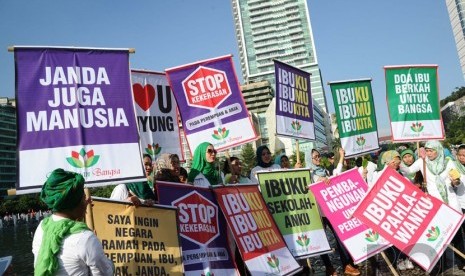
[0,98,17,193]
[446,0,465,80]
[231,0,331,153]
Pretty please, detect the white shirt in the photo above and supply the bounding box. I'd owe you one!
[110,184,130,201]
[357,161,377,184]
[32,215,114,276]
[192,172,225,187]
[249,164,281,183]
[400,158,461,211]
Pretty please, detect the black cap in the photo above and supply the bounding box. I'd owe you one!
[327,152,335,159]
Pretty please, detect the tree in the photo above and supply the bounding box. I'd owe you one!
[240,144,256,177]
[289,151,305,167]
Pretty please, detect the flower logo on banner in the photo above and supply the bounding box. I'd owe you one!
[364,230,379,242]
[145,143,162,157]
[410,122,424,133]
[66,148,100,168]
[291,120,302,131]
[212,127,229,140]
[426,226,440,241]
[356,136,366,146]
[296,234,310,250]
[267,254,280,272]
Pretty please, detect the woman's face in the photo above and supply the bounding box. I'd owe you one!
[261,148,272,164]
[143,156,153,177]
[312,151,321,166]
[425,148,438,161]
[458,149,465,165]
[280,156,290,168]
[170,156,180,175]
[205,145,217,163]
[402,153,414,166]
[231,159,242,175]
[387,157,401,170]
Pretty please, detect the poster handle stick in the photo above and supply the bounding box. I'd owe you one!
[448,244,465,261]
[84,188,95,231]
[295,139,301,166]
[380,251,399,276]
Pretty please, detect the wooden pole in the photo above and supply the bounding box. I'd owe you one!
[84,188,94,230]
[448,244,465,261]
[295,139,300,164]
[380,251,400,276]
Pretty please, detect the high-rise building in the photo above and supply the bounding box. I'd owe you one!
[446,0,465,80]
[231,0,331,153]
[0,98,17,193]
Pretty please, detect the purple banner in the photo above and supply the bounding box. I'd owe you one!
[157,182,238,275]
[165,55,257,152]
[16,48,138,150]
[15,47,145,192]
[274,60,315,140]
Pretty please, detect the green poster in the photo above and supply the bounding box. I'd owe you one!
[385,65,444,141]
[257,169,331,258]
[329,79,379,157]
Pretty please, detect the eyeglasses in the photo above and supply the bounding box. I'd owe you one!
[312,155,321,160]
[207,149,217,155]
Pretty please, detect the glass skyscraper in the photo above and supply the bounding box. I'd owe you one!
[446,0,465,80]
[231,0,331,149]
[0,98,17,194]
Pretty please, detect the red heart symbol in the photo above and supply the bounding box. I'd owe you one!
[133,83,155,111]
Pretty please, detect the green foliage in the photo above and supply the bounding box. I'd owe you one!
[289,151,305,167]
[0,194,47,215]
[240,144,256,177]
[440,86,465,107]
[444,112,465,145]
[89,185,116,198]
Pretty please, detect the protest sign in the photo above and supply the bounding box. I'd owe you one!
[309,168,391,263]
[91,197,183,276]
[157,182,238,275]
[15,47,145,193]
[275,60,315,140]
[131,70,183,160]
[352,167,464,272]
[257,169,331,258]
[214,185,301,276]
[329,79,379,157]
[385,65,444,141]
[165,55,257,153]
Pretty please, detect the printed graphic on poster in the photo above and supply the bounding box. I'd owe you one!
[157,182,238,276]
[257,169,331,259]
[165,55,257,153]
[274,60,315,140]
[329,79,379,157]
[15,47,146,193]
[131,70,183,160]
[309,169,391,263]
[91,198,184,276]
[352,167,464,272]
[214,185,301,276]
[385,65,444,141]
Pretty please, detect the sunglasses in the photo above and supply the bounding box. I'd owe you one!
[207,148,217,155]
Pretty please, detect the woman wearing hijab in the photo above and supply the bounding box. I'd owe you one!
[188,142,223,187]
[32,168,114,276]
[400,141,463,273]
[110,154,157,205]
[249,145,281,183]
[274,154,291,169]
[400,141,461,210]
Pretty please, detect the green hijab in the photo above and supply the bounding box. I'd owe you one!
[125,182,156,200]
[425,141,448,203]
[188,142,221,186]
[36,169,89,276]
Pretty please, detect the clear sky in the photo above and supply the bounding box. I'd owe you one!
[0,1,463,137]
